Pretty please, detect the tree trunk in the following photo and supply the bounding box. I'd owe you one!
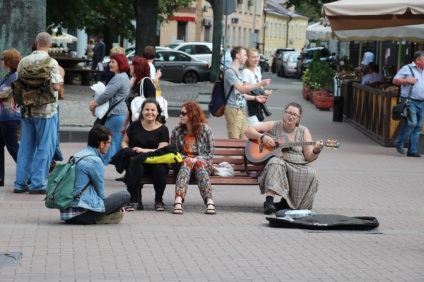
[133,0,158,56]
[0,0,46,77]
[209,0,223,82]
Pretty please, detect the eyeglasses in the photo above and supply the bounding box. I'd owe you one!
[285,111,299,118]
[98,140,112,145]
[180,111,187,116]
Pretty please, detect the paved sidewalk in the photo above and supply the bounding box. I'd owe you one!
[0,78,423,281]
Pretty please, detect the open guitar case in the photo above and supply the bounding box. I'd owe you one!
[267,211,379,230]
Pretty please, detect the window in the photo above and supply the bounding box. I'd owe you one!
[177,22,187,41]
[194,45,212,54]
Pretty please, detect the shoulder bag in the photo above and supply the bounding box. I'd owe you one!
[392,65,414,120]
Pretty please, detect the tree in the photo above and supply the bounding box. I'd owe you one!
[207,0,223,82]
[0,0,46,77]
[287,0,336,22]
[132,0,194,56]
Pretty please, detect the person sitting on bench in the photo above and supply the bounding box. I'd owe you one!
[171,101,216,215]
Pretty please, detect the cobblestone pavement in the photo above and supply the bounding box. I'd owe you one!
[0,77,423,281]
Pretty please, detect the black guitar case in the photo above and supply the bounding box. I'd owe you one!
[267,213,379,230]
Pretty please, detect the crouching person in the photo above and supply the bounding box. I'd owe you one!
[60,125,130,224]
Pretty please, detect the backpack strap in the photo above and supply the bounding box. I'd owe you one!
[406,65,414,100]
[71,155,94,199]
[223,68,237,102]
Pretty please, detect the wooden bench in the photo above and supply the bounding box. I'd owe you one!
[136,139,261,210]
[63,68,104,86]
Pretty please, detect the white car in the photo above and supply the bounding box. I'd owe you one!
[164,42,213,65]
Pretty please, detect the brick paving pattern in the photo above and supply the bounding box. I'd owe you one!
[0,78,423,281]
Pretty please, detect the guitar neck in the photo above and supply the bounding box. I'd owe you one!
[281,141,315,148]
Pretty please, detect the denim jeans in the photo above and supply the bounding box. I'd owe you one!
[14,115,58,191]
[102,114,126,165]
[53,105,63,162]
[0,120,20,179]
[395,99,424,154]
[66,190,130,225]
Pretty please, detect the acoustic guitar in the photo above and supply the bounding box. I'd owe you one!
[245,133,340,163]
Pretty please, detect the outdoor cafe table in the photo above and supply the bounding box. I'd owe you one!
[54,57,94,85]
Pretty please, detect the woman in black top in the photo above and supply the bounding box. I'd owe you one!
[121,56,156,135]
[121,99,169,211]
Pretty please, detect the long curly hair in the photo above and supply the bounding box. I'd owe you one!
[131,56,150,85]
[179,101,207,136]
[2,49,22,72]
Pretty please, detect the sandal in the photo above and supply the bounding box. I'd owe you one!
[154,202,166,212]
[172,203,183,214]
[124,202,135,212]
[205,203,216,215]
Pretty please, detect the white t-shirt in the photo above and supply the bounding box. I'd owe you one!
[149,62,156,79]
[241,66,262,126]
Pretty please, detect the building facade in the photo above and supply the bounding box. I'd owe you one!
[158,0,308,61]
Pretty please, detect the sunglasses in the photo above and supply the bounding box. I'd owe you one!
[180,111,187,116]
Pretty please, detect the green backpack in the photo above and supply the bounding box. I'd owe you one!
[12,56,56,107]
[45,155,92,210]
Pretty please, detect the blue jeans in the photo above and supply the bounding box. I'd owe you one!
[14,115,58,191]
[0,120,20,179]
[66,190,130,224]
[53,105,63,162]
[103,114,126,165]
[395,99,424,154]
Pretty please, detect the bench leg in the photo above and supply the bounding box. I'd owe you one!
[137,184,144,210]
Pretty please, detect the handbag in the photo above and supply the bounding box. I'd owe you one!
[130,77,168,122]
[392,65,414,120]
[94,96,125,126]
[144,152,182,164]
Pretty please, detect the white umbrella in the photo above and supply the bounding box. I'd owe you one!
[52,32,77,43]
[306,22,333,41]
[333,24,424,42]
[323,0,424,31]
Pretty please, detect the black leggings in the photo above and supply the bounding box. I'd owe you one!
[127,163,168,203]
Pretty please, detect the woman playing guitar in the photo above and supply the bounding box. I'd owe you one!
[244,102,324,215]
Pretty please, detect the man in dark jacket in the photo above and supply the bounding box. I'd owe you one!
[90,35,105,81]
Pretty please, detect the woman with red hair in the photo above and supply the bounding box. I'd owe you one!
[171,101,216,214]
[89,53,130,165]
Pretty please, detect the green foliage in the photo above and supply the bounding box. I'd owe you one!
[308,51,335,92]
[159,0,195,23]
[287,0,337,22]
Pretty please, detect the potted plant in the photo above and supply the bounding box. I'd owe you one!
[301,68,314,100]
[308,52,336,109]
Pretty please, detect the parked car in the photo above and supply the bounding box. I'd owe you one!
[259,54,270,72]
[271,48,295,73]
[296,47,336,78]
[153,49,211,84]
[281,53,300,77]
[103,46,169,67]
[165,42,213,65]
[276,51,296,77]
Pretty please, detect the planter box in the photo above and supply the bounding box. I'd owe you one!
[313,90,334,110]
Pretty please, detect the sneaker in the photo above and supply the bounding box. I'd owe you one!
[13,187,29,193]
[263,201,276,215]
[96,211,124,224]
[407,153,421,158]
[29,189,46,194]
[396,147,405,155]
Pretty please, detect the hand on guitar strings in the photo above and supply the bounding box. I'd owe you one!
[262,135,276,148]
[314,140,324,154]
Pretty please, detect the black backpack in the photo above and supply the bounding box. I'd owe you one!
[208,69,235,117]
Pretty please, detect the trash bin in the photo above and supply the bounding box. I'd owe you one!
[333,96,344,122]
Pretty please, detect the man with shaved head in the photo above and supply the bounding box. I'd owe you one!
[13,32,64,194]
